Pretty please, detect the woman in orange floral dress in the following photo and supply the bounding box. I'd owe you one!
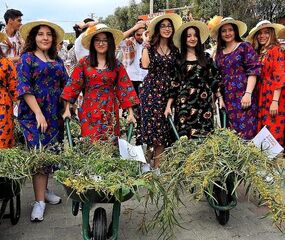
[0,32,18,148]
[248,20,285,146]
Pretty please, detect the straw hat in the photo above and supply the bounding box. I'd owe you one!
[210,17,247,39]
[0,32,7,42]
[20,19,65,43]
[81,23,124,49]
[173,21,209,49]
[246,20,285,42]
[278,27,285,39]
[147,13,182,38]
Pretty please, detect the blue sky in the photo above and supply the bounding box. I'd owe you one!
[0,0,141,32]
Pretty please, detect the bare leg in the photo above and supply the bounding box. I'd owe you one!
[33,173,48,201]
[153,145,164,169]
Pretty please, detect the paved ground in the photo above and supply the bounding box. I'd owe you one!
[0,177,284,240]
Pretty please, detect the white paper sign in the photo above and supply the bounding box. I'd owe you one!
[252,126,284,159]
[118,138,146,163]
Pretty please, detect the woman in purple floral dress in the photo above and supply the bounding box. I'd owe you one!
[17,20,68,222]
[211,17,261,140]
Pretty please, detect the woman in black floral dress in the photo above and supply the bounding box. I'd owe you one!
[140,14,182,169]
[165,21,224,138]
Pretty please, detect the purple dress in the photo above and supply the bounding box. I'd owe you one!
[216,42,261,140]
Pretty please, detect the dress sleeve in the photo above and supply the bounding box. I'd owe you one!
[242,42,261,76]
[271,46,285,89]
[16,52,35,99]
[6,59,18,101]
[206,54,221,94]
[115,62,140,109]
[61,57,85,104]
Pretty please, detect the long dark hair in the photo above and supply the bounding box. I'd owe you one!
[216,23,243,57]
[22,25,58,59]
[89,32,116,70]
[180,26,206,68]
[150,18,176,50]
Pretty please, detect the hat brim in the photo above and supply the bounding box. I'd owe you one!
[173,21,210,49]
[210,19,247,39]
[0,32,6,42]
[278,28,285,39]
[20,20,65,44]
[246,23,285,42]
[81,27,124,50]
[148,13,182,38]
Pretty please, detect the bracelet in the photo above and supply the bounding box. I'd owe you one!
[217,96,223,99]
[272,100,279,102]
[245,92,252,95]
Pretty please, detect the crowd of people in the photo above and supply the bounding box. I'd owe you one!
[0,8,285,222]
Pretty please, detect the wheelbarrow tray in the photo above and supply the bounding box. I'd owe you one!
[0,177,23,199]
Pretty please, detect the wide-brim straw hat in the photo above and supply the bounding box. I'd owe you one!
[147,13,182,38]
[173,21,209,49]
[20,19,64,44]
[0,32,7,42]
[81,23,124,49]
[278,27,285,39]
[210,17,247,39]
[246,20,285,42]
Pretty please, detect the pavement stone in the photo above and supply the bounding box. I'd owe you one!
[0,178,284,240]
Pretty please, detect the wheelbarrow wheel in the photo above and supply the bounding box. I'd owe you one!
[72,201,80,216]
[92,207,107,240]
[10,195,21,225]
[213,184,230,225]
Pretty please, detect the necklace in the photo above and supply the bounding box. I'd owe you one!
[159,45,169,56]
[224,42,238,54]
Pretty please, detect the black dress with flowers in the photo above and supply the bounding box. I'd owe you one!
[170,53,220,138]
[140,46,180,146]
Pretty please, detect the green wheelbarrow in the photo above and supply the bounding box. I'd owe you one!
[64,118,135,240]
[168,109,237,225]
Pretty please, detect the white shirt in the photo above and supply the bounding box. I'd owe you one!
[74,33,89,61]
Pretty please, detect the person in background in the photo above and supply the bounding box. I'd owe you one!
[140,13,182,169]
[17,20,69,222]
[211,17,261,140]
[0,9,24,63]
[61,24,139,142]
[0,32,18,148]
[164,21,223,138]
[119,20,148,145]
[247,20,285,146]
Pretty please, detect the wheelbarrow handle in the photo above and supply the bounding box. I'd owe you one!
[64,117,73,148]
[167,115,180,141]
[127,123,134,143]
[219,108,227,129]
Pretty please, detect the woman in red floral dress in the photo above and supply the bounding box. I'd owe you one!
[62,24,139,141]
[248,20,285,146]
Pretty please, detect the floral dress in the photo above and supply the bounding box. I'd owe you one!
[257,44,285,146]
[61,57,139,142]
[17,52,69,147]
[0,57,18,148]
[216,42,261,140]
[169,54,220,138]
[140,46,180,146]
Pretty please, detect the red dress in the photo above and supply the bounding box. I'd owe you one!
[257,45,285,146]
[61,57,139,141]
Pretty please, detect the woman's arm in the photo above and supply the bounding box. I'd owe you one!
[270,88,281,116]
[141,48,150,69]
[241,75,257,109]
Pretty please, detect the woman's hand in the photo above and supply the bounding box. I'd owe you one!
[270,101,279,116]
[218,97,226,109]
[241,92,252,109]
[164,106,172,118]
[62,107,72,120]
[127,113,136,125]
[35,112,48,133]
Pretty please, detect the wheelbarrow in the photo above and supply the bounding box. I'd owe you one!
[168,108,237,225]
[0,177,23,225]
[64,118,136,240]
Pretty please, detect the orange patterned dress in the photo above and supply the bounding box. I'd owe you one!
[0,57,18,148]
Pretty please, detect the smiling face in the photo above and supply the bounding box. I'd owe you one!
[256,27,271,46]
[35,26,53,51]
[220,23,235,43]
[159,19,173,39]
[93,32,108,55]
[186,27,198,48]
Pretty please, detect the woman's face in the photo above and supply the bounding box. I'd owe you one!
[94,32,108,54]
[159,19,173,39]
[186,27,198,48]
[220,24,235,43]
[35,26,53,51]
[257,27,270,46]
